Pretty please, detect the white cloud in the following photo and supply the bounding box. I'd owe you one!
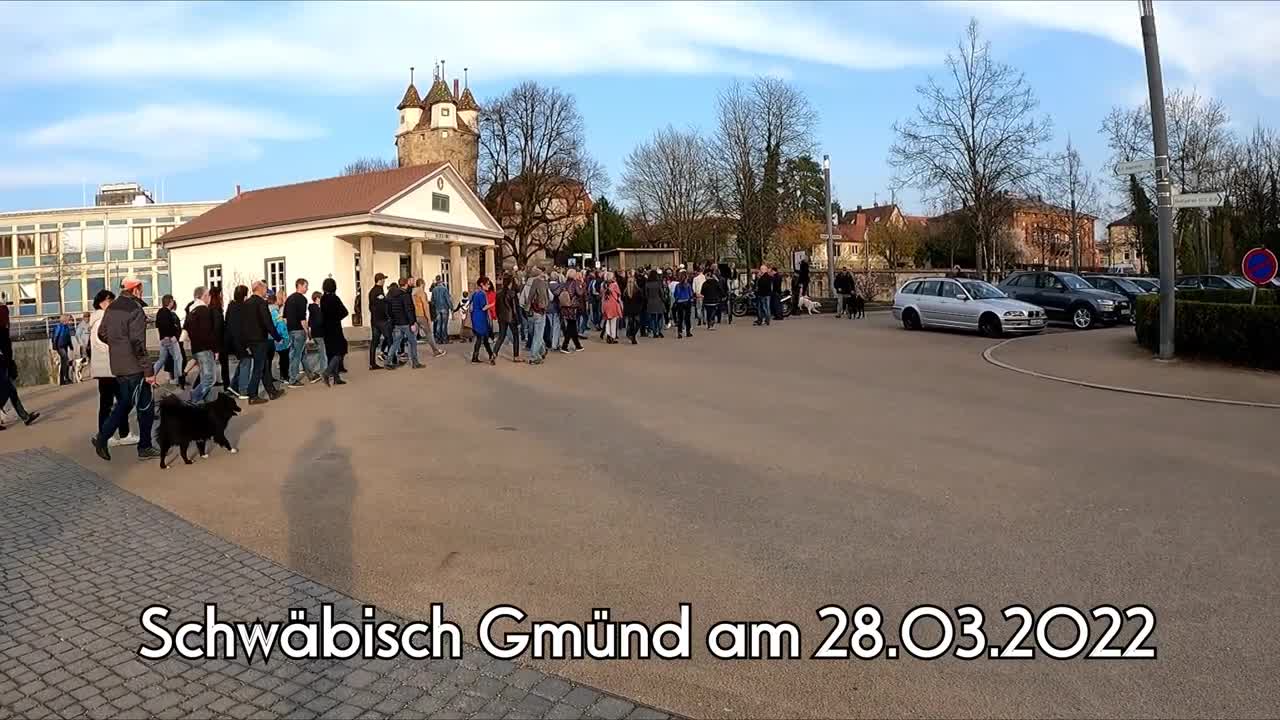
[0,1,939,92]
[947,0,1280,97]
[2,104,323,189]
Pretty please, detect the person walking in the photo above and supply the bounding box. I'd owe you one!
[285,278,321,386]
[701,270,724,330]
[469,277,496,365]
[88,289,133,446]
[623,272,645,345]
[754,266,772,326]
[673,272,694,338]
[644,269,666,338]
[367,273,390,369]
[692,267,707,327]
[51,314,75,385]
[90,277,155,460]
[546,272,563,352]
[525,267,551,364]
[770,265,785,321]
[224,285,250,399]
[0,344,39,432]
[208,286,229,392]
[385,277,424,370]
[558,269,585,353]
[601,271,622,344]
[430,275,452,345]
[242,281,283,404]
[834,268,853,318]
[411,278,446,358]
[183,286,218,404]
[318,278,349,386]
[153,295,185,387]
[270,290,291,386]
[0,302,14,382]
[74,312,92,361]
[493,272,523,362]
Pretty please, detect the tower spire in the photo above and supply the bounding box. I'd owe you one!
[410,66,414,85]
[464,67,469,89]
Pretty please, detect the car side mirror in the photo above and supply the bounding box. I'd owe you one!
[955,293,968,301]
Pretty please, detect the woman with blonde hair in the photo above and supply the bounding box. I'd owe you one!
[600,271,623,344]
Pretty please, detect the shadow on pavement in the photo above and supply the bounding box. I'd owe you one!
[282,419,356,593]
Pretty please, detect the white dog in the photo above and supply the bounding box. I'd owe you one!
[798,295,821,314]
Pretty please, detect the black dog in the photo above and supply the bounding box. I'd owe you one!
[157,393,240,469]
[850,294,866,319]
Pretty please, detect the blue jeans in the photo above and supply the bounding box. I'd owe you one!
[528,312,547,361]
[288,330,314,382]
[547,311,561,350]
[96,374,153,452]
[388,325,419,367]
[647,312,664,336]
[154,337,183,381]
[247,341,273,398]
[232,353,252,394]
[191,350,216,404]
[522,314,534,350]
[591,299,602,329]
[433,309,449,342]
[756,296,771,324]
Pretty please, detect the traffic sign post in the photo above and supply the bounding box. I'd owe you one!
[1242,247,1278,305]
[1171,191,1225,209]
[1114,158,1156,176]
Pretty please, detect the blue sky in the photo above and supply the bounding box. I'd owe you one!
[2,0,1279,222]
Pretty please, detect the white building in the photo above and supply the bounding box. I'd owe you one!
[160,162,502,328]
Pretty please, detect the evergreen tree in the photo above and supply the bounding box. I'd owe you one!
[1129,175,1158,271]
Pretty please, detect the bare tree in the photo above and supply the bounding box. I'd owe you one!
[1047,138,1100,271]
[342,157,397,175]
[888,19,1052,277]
[621,126,719,261]
[710,77,817,268]
[1225,122,1280,250]
[478,82,605,267]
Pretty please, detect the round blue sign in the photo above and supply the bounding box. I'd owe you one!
[1242,247,1278,286]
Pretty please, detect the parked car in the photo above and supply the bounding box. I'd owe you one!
[999,271,1130,329]
[1082,274,1156,322]
[1129,277,1161,293]
[1175,274,1255,290]
[894,278,1046,337]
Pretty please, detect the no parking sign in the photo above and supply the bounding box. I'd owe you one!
[1242,247,1277,287]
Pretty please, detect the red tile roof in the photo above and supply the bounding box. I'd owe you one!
[159,162,446,244]
[422,79,454,108]
[397,83,421,110]
[457,87,479,112]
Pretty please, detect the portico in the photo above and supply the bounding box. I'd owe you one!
[159,162,503,331]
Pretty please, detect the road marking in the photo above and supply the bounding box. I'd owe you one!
[982,337,1280,410]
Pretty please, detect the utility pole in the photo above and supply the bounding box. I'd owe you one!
[592,211,600,268]
[1140,0,1176,360]
[823,155,835,300]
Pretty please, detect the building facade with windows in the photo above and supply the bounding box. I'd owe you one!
[0,189,221,320]
[160,162,502,329]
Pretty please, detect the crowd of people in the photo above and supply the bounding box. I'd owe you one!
[0,259,818,442]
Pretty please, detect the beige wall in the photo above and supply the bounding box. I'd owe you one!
[380,173,489,230]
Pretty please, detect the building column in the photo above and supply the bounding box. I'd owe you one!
[483,246,495,279]
[449,242,464,293]
[410,238,424,279]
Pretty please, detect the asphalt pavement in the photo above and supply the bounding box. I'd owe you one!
[2,313,1276,718]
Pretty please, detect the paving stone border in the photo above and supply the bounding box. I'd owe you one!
[0,449,674,720]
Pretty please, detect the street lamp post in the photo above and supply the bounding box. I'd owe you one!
[824,155,835,300]
[1140,0,1176,359]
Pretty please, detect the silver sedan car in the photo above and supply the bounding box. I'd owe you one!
[893,278,1047,337]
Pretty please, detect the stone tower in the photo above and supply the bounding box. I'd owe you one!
[395,64,479,190]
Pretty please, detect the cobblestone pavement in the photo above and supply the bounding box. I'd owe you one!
[0,449,672,720]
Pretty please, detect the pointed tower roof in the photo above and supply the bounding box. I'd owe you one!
[397,83,421,110]
[457,87,479,112]
[423,78,454,108]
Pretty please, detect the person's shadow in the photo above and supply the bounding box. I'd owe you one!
[282,420,356,593]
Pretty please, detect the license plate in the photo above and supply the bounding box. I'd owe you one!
[1119,308,1130,315]
[1030,318,1045,326]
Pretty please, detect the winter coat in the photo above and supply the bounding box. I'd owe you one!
[240,295,278,344]
[700,277,724,305]
[497,287,520,324]
[559,279,585,320]
[469,291,492,337]
[386,285,416,327]
[319,292,349,357]
[183,302,218,354]
[223,300,245,355]
[602,281,623,320]
[270,305,290,352]
[413,288,430,322]
[368,284,388,325]
[486,289,498,322]
[96,294,150,378]
[623,284,646,317]
[88,309,113,379]
[155,307,181,340]
[430,283,452,310]
[644,281,666,315]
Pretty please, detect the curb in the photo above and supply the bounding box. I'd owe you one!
[982,336,1280,410]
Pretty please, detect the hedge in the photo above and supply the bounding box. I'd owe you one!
[1135,293,1280,369]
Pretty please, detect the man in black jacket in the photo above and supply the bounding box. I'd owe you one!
[242,280,283,404]
[284,278,320,386]
[753,266,773,326]
[367,273,389,370]
[770,265,785,321]
[153,294,186,388]
[183,286,218,404]
[834,268,854,318]
[384,278,424,370]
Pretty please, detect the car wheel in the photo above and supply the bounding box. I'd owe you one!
[979,313,1003,338]
[1071,305,1096,330]
[902,308,921,330]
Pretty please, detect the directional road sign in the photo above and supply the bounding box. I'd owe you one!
[819,234,843,241]
[1172,191,1225,209]
[1241,247,1278,287]
[1114,158,1156,175]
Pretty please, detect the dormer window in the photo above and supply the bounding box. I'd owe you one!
[441,108,451,116]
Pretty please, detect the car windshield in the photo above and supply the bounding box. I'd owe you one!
[1057,273,1092,290]
[960,281,1006,299]
[1131,279,1158,292]
[1112,278,1141,293]
[1225,276,1254,289]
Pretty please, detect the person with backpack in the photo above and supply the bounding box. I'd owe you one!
[51,314,75,385]
[558,269,585,354]
[672,272,695,339]
[525,267,551,364]
[493,272,523,362]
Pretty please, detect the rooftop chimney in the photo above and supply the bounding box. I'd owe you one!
[855,205,862,213]
[453,78,460,97]
[235,184,241,198]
